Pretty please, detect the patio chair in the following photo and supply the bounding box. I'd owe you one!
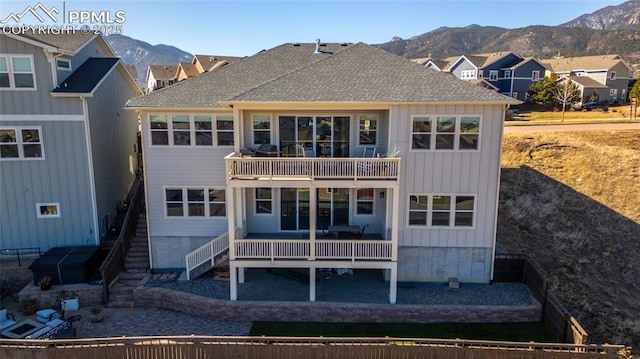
[349,225,368,239]
[361,146,376,158]
[0,308,16,331]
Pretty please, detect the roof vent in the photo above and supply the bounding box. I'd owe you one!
[340,43,348,47]
[292,43,300,47]
[314,39,322,54]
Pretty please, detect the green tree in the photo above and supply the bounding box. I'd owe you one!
[553,79,580,122]
[630,79,640,101]
[528,77,556,108]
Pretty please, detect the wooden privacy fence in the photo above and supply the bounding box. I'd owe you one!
[494,254,589,345]
[99,177,144,303]
[0,336,625,359]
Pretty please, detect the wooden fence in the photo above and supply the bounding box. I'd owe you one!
[494,254,589,345]
[0,336,625,359]
[98,177,144,304]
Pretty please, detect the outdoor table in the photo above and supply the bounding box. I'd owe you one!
[328,225,361,238]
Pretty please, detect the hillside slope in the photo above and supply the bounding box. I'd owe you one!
[499,131,640,350]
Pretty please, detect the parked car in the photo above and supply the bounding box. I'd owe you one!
[581,102,608,111]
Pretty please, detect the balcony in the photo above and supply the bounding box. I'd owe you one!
[225,154,401,182]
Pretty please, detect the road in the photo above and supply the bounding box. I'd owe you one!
[504,122,640,133]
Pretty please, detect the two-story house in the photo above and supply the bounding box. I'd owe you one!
[126,41,519,303]
[0,31,141,252]
[420,52,547,102]
[542,54,633,104]
[146,65,177,92]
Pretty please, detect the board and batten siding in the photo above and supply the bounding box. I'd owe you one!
[0,119,94,250]
[390,104,505,283]
[0,35,82,116]
[86,65,140,238]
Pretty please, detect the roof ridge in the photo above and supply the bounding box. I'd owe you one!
[223,42,356,101]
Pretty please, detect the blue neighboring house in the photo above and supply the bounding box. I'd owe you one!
[417,52,547,102]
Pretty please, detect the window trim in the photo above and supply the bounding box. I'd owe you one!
[252,114,272,145]
[409,115,482,152]
[149,113,232,148]
[407,194,476,229]
[609,71,616,80]
[56,58,72,71]
[0,126,44,160]
[504,69,511,78]
[355,188,375,216]
[163,186,227,218]
[36,203,61,218]
[531,70,540,81]
[254,188,274,215]
[489,70,498,81]
[0,54,36,90]
[357,114,378,147]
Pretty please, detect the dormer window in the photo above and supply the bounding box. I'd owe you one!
[0,55,35,89]
[56,58,71,71]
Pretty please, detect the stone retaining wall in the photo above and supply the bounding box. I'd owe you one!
[134,286,541,323]
[18,282,103,308]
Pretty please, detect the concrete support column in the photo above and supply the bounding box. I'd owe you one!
[230,263,238,300]
[309,186,316,259]
[309,267,316,302]
[239,267,245,283]
[389,265,397,304]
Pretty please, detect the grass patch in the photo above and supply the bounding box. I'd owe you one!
[250,322,556,342]
[505,106,638,125]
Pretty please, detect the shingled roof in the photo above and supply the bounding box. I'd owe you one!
[127,42,519,109]
[52,58,119,95]
[542,54,629,72]
[8,31,99,54]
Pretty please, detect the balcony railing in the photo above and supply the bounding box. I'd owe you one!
[233,239,393,262]
[225,154,400,181]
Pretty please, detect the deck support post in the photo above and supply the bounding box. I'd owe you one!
[389,265,397,304]
[230,263,238,300]
[309,267,316,302]
[239,267,245,283]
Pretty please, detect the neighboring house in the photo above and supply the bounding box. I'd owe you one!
[421,52,546,102]
[175,61,199,81]
[0,31,142,252]
[542,54,633,104]
[557,76,609,105]
[192,54,241,73]
[126,41,519,303]
[146,65,177,92]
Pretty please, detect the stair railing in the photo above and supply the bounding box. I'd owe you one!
[185,232,230,280]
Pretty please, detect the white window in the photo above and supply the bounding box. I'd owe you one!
[460,70,476,79]
[609,71,616,80]
[408,194,475,228]
[0,127,43,160]
[411,115,480,151]
[356,188,374,215]
[531,70,540,81]
[253,115,271,145]
[165,187,226,217]
[216,115,234,146]
[358,115,377,146]
[36,203,60,218]
[0,55,35,89]
[610,88,618,99]
[56,59,71,71]
[489,70,498,81]
[512,92,518,99]
[504,70,511,78]
[255,188,273,214]
[477,70,483,78]
[149,114,228,147]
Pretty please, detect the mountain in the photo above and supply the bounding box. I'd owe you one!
[106,34,192,83]
[561,0,640,31]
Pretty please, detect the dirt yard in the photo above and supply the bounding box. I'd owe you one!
[498,130,640,350]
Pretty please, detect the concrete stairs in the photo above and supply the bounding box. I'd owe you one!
[107,213,150,308]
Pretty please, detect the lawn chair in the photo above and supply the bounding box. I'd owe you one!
[0,309,16,331]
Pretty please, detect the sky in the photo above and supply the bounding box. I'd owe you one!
[0,0,627,57]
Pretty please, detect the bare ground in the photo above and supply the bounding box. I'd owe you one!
[498,130,640,350]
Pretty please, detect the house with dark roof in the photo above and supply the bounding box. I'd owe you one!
[146,65,177,92]
[0,31,142,252]
[126,40,519,303]
[175,61,199,82]
[419,52,547,102]
[542,54,633,104]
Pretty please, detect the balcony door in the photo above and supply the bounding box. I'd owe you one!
[317,188,349,229]
[280,188,309,231]
[278,116,350,158]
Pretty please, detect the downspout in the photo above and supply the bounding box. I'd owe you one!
[509,68,515,99]
[490,104,509,282]
[81,97,100,245]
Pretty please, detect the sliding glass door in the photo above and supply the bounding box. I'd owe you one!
[317,188,349,229]
[279,115,350,158]
[280,188,310,230]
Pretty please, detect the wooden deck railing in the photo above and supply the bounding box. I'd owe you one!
[233,239,393,262]
[225,154,401,182]
[99,177,144,304]
[185,232,230,280]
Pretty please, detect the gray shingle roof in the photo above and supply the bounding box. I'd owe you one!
[127,42,519,108]
[11,31,95,53]
[52,58,118,94]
